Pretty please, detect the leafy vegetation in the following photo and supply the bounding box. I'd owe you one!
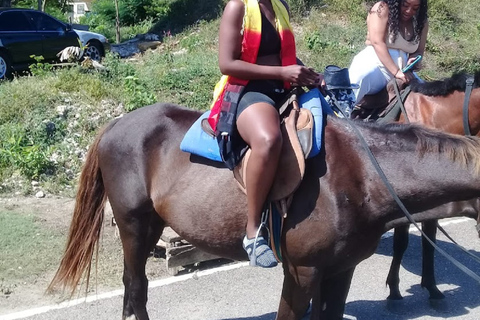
[1,0,479,195]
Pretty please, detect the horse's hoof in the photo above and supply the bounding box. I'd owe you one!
[386,298,404,314]
[386,293,403,301]
[428,289,445,300]
[429,298,448,312]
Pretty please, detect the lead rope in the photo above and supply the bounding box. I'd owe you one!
[392,78,410,123]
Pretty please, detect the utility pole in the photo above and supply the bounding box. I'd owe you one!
[114,0,121,44]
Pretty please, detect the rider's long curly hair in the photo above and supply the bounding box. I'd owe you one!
[379,0,428,43]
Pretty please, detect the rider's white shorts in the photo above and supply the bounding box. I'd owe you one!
[348,45,410,104]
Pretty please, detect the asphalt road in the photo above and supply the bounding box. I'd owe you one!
[3,218,480,320]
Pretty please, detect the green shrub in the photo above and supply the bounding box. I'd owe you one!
[0,126,54,180]
[124,76,157,111]
[28,55,53,77]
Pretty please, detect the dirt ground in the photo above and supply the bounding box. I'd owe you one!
[0,195,220,316]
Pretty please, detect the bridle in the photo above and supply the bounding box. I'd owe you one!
[461,76,480,236]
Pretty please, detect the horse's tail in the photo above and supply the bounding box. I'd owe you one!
[47,122,113,296]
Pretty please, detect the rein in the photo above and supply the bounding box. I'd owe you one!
[331,99,480,285]
[437,223,480,264]
[392,79,410,123]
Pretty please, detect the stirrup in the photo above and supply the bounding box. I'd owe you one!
[243,235,277,268]
[243,211,277,268]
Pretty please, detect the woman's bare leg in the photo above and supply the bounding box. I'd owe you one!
[237,102,282,239]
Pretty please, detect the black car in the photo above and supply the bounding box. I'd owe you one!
[0,8,109,79]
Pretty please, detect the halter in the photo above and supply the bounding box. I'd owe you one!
[463,76,475,136]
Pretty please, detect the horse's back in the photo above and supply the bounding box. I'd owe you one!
[100,103,200,149]
[95,103,249,259]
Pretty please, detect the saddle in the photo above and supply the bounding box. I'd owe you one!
[351,79,411,123]
[233,92,314,206]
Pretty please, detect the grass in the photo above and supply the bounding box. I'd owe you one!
[0,0,479,194]
[0,210,64,285]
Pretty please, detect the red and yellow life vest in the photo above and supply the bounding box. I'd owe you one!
[207,0,297,131]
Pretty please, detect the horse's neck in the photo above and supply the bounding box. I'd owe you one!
[404,88,480,136]
[333,120,480,221]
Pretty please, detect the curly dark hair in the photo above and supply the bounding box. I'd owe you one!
[382,0,428,43]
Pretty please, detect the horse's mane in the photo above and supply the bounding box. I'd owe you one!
[409,70,480,96]
[357,120,480,175]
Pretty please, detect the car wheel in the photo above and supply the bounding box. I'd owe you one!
[0,51,12,80]
[84,41,103,62]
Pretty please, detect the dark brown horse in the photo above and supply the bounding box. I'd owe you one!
[49,102,480,320]
[386,71,480,300]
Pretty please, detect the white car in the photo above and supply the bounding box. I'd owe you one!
[74,28,110,61]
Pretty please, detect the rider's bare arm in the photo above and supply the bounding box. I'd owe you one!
[218,0,318,86]
[366,2,401,77]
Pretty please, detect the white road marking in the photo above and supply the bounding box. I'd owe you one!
[0,262,249,320]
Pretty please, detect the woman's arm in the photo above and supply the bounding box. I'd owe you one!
[218,0,318,85]
[407,19,429,68]
[368,2,401,77]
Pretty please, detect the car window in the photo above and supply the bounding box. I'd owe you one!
[28,11,65,32]
[0,11,33,31]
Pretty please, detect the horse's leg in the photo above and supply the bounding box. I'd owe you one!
[276,265,318,320]
[314,267,355,320]
[421,220,445,299]
[115,206,165,320]
[386,225,409,300]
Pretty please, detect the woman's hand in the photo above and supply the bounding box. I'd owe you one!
[281,65,320,87]
[406,56,422,71]
[394,69,415,84]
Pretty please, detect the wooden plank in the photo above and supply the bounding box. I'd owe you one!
[166,244,223,268]
[160,227,183,243]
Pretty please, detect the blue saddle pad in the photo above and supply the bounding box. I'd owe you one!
[179,111,222,162]
[180,88,332,161]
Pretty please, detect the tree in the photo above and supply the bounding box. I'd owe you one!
[1,0,12,7]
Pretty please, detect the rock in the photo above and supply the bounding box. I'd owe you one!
[137,41,162,52]
[110,41,141,58]
[110,33,163,58]
[56,105,68,117]
[144,33,160,41]
[35,191,45,198]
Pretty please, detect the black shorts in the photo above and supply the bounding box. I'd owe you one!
[236,80,289,120]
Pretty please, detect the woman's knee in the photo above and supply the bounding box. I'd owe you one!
[250,130,283,156]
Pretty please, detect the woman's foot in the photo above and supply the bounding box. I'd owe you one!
[242,235,278,268]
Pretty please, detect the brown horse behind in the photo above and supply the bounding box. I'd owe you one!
[49,103,480,320]
[384,71,480,300]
